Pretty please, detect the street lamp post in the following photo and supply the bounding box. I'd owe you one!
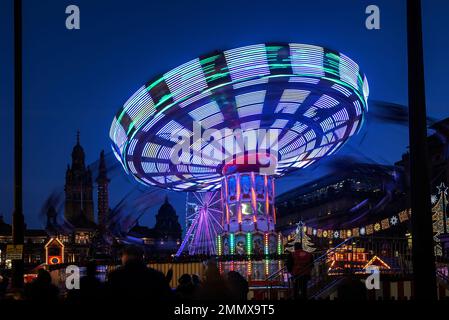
[11,0,25,289]
[407,0,437,300]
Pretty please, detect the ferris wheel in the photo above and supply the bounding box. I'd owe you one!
[176,191,223,256]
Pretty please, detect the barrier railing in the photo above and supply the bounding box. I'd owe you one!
[265,236,413,299]
[265,237,354,299]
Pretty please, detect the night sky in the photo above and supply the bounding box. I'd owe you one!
[0,0,448,230]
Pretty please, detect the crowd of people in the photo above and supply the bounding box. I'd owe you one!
[0,242,340,302]
[0,245,250,303]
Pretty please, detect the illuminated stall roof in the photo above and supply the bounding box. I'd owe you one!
[110,43,369,191]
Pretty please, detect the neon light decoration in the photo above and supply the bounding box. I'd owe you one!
[45,238,65,265]
[328,246,391,275]
[277,233,282,255]
[246,233,252,255]
[217,235,222,256]
[432,183,449,256]
[110,43,369,192]
[229,233,235,255]
[265,259,269,276]
[264,233,269,255]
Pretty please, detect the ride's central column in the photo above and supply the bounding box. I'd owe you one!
[217,160,282,279]
[221,166,276,234]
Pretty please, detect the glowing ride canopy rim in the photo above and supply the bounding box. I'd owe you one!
[110,43,369,191]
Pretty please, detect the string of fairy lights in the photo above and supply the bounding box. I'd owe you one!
[289,209,411,240]
[290,183,448,242]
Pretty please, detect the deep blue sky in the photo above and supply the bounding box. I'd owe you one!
[1,0,448,230]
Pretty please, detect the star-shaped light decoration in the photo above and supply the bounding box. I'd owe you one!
[437,182,448,196]
[295,221,304,234]
[390,215,398,226]
[333,231,340,239]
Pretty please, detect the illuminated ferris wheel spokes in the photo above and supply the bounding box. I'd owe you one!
[181,191,223,255]
[193,192,222,220]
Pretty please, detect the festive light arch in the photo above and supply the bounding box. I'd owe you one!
[110,43,369,192]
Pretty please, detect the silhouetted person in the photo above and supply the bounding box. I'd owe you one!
[166,268,174,284]
[107,245,173,302]
[176,274,195,300]
[66,260,104,303]
[192,274,201,287]
[287,242,313,300]
[0,271,9,299]
[227,271,249,300]
[337,276,367,301]
[195,260,231,300]
[83,261,104,300]
[24,269,59,303]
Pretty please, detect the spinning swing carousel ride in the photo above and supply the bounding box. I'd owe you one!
[110,43,369,279]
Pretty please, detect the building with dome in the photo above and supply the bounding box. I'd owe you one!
[154,197,182,243]
[127,196,182,256]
